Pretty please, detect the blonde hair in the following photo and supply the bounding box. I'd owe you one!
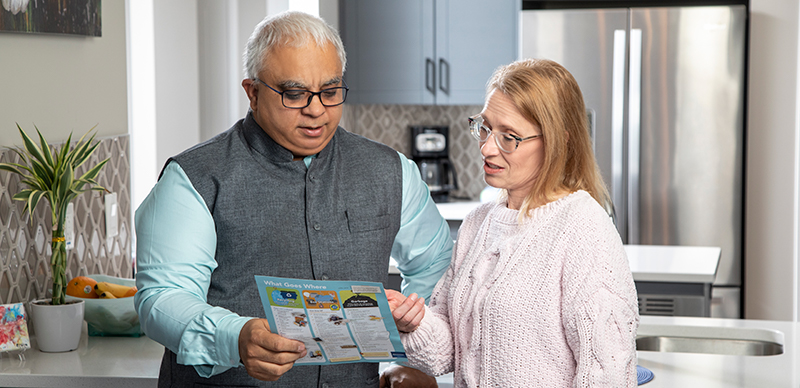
[487,58,611,217]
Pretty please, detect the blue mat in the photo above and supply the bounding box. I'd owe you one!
[637,365,654,385]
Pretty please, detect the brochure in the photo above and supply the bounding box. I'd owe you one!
[255,275,407,365]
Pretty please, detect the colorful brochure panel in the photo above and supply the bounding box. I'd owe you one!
[255,275,406,365]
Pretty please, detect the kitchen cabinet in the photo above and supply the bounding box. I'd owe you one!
[340,0,518,105]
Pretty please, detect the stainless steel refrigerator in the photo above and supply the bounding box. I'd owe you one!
[521,5,746,318]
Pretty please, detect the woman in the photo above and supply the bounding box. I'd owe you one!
[387,59,639,387]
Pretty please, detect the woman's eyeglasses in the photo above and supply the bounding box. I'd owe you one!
[468,114,541,153]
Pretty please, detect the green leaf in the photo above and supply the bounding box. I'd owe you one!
[17,125,48,169]
[1,149,36,176]
[28,190,46,216]
[28,158,52,188]
[12,189,35,202]
[56,132,73,170]
[71,135,100,169]
[0,163,26,176]
[20,179,45,191]
[33,125,55,177]
[57,163,74,203]
[78,158,108,182]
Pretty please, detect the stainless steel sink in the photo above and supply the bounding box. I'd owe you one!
[636,324,784,356]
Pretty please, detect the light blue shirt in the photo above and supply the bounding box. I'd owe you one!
[134,152,453,377]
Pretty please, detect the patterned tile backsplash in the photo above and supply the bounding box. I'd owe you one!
[341,104,487,201]
[0,135,131,305]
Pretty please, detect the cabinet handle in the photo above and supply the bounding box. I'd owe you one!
[426,58,436,95]
[439,58,450,95]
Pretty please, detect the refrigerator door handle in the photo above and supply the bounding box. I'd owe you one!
[627,28,643,244]
[612,29,627,239]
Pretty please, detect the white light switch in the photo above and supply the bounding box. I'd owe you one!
[105,192,119,238]
[65,202,75,250]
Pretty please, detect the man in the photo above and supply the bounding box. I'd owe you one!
[134,11,451,388]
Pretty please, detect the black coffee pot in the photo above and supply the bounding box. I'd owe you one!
[410,126,458,202]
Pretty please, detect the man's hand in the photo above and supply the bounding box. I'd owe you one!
[380,364,438,388]
[238,318,307,381]
[385,289,425,333]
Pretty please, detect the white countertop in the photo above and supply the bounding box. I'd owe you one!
[625,244,721,283]
[0,325,163,388]
[435,201,482,221]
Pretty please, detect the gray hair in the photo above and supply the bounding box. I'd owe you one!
[243,11,347,80]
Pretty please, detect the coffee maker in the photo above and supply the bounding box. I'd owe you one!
[410,126,458,202]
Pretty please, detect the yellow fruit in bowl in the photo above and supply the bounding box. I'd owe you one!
[94,281,136,298]
[66,276,99,298]
[123,286,138,298]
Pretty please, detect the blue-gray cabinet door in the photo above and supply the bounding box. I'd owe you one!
[435,0,518,105]
[341,0,435,104]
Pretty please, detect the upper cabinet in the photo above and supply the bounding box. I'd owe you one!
[340,0,519,105]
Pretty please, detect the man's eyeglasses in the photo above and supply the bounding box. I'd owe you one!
[255,78,349,109]
[468,114,542,153]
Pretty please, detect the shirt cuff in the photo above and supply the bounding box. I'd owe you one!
[216,315,254,366]
[190,315,253,378]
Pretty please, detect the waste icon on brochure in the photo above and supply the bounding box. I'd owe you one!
[255,275,407,365]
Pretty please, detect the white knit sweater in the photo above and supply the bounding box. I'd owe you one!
[401,191,639,387]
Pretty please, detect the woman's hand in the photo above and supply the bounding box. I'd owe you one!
[385,289,425,332]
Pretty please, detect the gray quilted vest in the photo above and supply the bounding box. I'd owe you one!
[158,113,402,387]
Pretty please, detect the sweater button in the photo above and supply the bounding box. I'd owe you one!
[321,274,330,280]
[313,223,321,231]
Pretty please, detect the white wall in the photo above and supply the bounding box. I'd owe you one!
[746,0,800,321]
[0,1,128,145]
[131,0,268,215]
[154,0,201,171]
[197,0,268,142]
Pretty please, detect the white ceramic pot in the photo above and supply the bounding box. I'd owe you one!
[29,298,85,352]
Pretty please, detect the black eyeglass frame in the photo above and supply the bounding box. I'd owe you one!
[468,114,542,153]
[254,78,349,109]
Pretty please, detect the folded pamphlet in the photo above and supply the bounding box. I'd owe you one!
[255,275,407,365]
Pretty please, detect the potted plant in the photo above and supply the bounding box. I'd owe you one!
[0,123,108,352]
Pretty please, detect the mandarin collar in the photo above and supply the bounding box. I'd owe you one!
[241,110,337,164]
